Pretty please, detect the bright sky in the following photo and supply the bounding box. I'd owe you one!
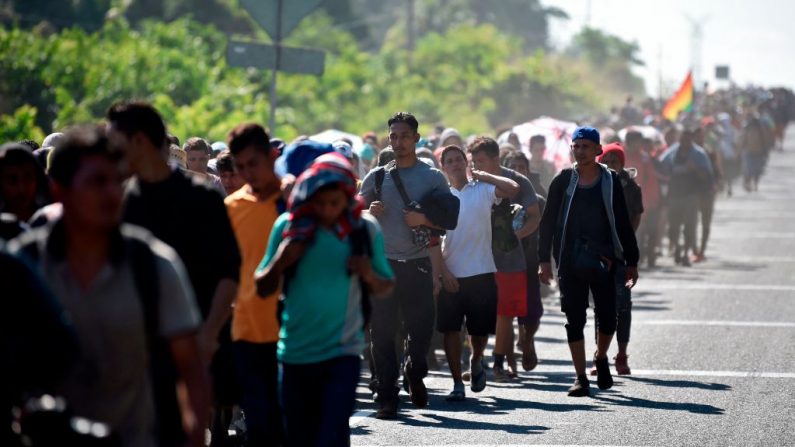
[541,0,795,98]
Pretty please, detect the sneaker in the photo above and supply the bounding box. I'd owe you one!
[492,363,510,383]
[445,382,466,402]
[404,364,428,408]
[375,398,399,420]
[593,354,614,390]
[614,353,631,375]
[568,374,591,397]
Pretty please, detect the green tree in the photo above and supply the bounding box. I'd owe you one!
[567,27,646,101]
[0,13,624,145]
[0,105,45,144]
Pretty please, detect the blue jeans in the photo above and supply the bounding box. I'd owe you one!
[233,341,282,447]
[281,355,361,447]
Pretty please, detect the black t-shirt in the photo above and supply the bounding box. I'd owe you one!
[123,169,241,317]
[564,178,613,263]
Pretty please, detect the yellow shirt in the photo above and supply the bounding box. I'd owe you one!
[225,186,281,343]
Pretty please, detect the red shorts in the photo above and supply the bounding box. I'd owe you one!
[495,271,528,317]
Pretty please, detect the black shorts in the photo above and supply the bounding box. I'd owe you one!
[436,273,498,336]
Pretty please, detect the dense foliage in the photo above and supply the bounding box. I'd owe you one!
[0,5,646,143]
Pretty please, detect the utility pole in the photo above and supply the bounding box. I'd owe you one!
[585,0,592,28]
[407,0,416,51]
[685,14,709,90]
[269,0,283,134]
[657,43,664,105]
[234,0,325,135]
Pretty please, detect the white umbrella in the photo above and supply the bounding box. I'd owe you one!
[310,129,364,151]
[617,125,666,146]
[500,116,578,172]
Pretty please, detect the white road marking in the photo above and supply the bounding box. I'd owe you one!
[707,256,795,263]
[627,369,795,379]
[354,445,633,447]
[710,232,795,239]
[542,318,795,328]
[633,319,795,328]
[635,283,795,292]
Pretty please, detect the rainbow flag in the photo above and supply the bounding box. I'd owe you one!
[662,71,694,121]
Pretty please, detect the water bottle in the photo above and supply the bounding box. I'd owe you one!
[512,207,526,232]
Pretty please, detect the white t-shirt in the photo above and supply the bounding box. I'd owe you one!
[442,181,499,278]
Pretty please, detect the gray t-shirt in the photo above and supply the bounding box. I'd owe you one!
[359,160,450,260]
[28,233,201,447]
[493,167,539,272]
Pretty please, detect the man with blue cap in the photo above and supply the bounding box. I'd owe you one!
[537,126,639,397]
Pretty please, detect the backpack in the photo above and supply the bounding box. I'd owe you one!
[14,224,188,446]
[491,199,523,253]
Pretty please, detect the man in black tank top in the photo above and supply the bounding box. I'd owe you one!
[538,127,639,398]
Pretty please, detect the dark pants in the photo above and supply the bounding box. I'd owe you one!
[233,341,282,447]
[638,206,660,264]
[594,264,632,344]
[370,258,434,400]
[668,195,698,257]
[281,356,360,447]
[698,192,715,254]
[518,261,544,326]
[559,267,617,343]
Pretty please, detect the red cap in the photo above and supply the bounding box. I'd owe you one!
[598,142,625,167]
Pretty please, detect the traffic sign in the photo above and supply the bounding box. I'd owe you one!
[715,65,730,80]
[228,41,325,75]
[234,0,325,133]
[240,0,323,41]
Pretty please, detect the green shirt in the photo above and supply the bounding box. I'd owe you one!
[258,213,393,364]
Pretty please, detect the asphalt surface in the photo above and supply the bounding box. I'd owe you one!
[350,128,795,446]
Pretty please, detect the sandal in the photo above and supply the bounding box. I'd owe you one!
[522,349,538,372]
[445,383,466,402]
[470,360,487,392]
[506,356,519,378]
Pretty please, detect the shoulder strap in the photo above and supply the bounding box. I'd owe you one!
[349,223,373,329]
[127,237,160,342]
[123,235,184,444]
[385,161,413,207]
[373,167,386,202]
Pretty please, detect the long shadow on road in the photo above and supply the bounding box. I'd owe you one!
[396,412,550,434]
[428,394,606,417]
[623,376,732,391]
[593,393,725,415]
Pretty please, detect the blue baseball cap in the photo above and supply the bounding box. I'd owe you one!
[571,126,601,145]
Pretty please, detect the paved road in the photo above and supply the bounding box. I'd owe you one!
[350,128,795,446]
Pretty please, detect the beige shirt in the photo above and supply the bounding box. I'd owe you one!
[30,229,201,447]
